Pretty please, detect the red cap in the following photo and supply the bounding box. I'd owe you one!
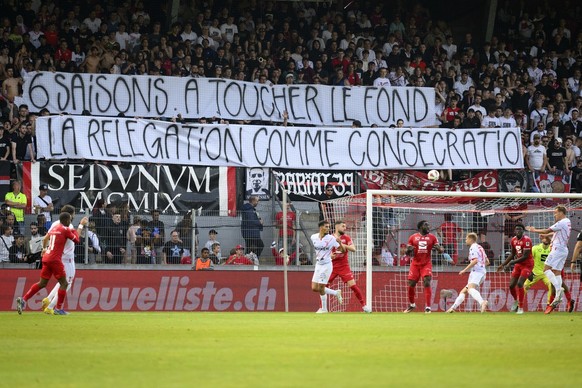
[400,243,407,248]
[236,244,244,249]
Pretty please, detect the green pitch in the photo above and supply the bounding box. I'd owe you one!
[2,312,581,387]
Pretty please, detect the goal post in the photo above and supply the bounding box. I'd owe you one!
[322,189,582,313]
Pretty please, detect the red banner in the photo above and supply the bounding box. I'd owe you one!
[1,269,579,312]
[361,170,499,192]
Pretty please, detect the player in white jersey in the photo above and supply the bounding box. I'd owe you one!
[526,205,571,313]
[311,220,344,313]
[42,205,86,315]
[447,233,490,313]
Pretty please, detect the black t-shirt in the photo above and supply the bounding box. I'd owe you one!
[10,133,32,160]
[547,147,566,169]
[163,240,185,264]
[0,134,11,159]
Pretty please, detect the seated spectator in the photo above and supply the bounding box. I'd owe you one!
[135,227,156,264]
[162,230,186,265]
[9,233,28,263]
[299,253,313,266]
[225,244,254,265]
[204,229,220,253]
[193,247,214,271]
[208,242,221,264]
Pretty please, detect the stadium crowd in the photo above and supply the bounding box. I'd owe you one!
[0,0,581,264]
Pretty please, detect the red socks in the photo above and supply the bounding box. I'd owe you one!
[350,285,365,305]
[517,287,525,308]
[23,283,42,302]
[408,286,415,304]
[424,287,432,308]
[509,286,517,300]
[56,289,67,310]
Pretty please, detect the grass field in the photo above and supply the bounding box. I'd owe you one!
[2,311,581,387]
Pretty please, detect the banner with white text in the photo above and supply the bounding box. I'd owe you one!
[17,72,437,127]
[28,162,237,214]
[36,116,523,170]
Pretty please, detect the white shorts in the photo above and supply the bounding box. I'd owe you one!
[545,247,568,271]
[63,259,76,284]
[467,271,485,287]
[312,262,333,284]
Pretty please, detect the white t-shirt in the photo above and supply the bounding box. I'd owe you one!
[373,77,391,87]
[482,115,501,128]
[527,144,546,170]
[499,116,517,128]
[311,233,340,265]
[549,218,571,250]
[468,243,487,273]
[33,194,53,222]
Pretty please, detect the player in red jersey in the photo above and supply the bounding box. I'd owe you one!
[15,212,88,315]
[497,224,533,314]
[328,220,371,313]
[404,220,445,314]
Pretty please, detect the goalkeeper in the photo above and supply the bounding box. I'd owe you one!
[523,235,553,308]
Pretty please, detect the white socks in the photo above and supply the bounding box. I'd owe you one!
[451,293,465,309]
[468,288,485,304]
[48,281,72,310]
[320,294,328,311]
[544,270,562,294]
[324,287,338,296]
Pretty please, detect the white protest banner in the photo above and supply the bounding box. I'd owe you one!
[37,116,523,170]
[17,71,436,127]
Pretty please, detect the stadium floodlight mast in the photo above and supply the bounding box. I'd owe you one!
[318,189,582,312]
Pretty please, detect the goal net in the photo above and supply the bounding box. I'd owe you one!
[322,190,582,313]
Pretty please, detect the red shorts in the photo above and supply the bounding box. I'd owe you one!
[328,265,354,284]
[511,263,532,280]
[40,260,66,280]
[408,262,432,282]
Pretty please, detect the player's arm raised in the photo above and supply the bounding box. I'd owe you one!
[526,226,553,234]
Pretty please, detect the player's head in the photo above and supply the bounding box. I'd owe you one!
[61,204,75,217]
[417,220,429,234]
[554,205,567,220]
[466,232,478,245]
[59,211,72,227]
[334,220,346,235]
[318,220,330,232]
[514,223,525,238]
[541,235,551,246]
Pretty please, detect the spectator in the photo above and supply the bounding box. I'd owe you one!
[204,229,220,254]
[11,121,34,164]
[225,244,254,265]
[299,253,313,266]
[135,227,156,265]
[240,195,264,257]
[162,230,186,265]
[526,134,549,174]
[9,233,28,263]
[193,247,214,271]
[126,216,142,264]
[317,184,336,223]
[26,222,44,264]
[175,211,199,256]
[148,209,165,263]
[0,225,13,262]
[103,212,126,264]
[398,243,413,266]
[33,184,53,227]
[547,137,568,175]
[74,221,101,265]
[208,242,221,265]
[4,180,27,231]
[437,214,463,264]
